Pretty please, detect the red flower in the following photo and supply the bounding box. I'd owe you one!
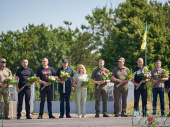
[102,73,105,75]
[147,117,154,122]
[105,70,109,74]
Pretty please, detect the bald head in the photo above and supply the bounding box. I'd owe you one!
[137,58,144,68]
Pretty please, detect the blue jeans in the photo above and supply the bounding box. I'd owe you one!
[152,88,164,115]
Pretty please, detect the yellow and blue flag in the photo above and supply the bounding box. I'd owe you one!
[141,22,147,50]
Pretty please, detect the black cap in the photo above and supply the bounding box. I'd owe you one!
[62,59,68,63]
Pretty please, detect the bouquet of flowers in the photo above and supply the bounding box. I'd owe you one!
[116,69,137,88]
[74,78,93,94]
[147,117,158,127]
[97,70,111,89]
[136,66,151,90]
[81,78,93,87]
[18,76,40,93]
[41,76,58,90]
[3,77,19,86]
[158,70,169,78]
[152,69,169,86]
[60,69,71,93]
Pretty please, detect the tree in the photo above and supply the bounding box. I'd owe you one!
[85,0,170,70]
[0,24,69,73]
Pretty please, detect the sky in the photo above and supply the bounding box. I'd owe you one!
[0,0,168,33]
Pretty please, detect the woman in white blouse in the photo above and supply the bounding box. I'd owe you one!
[73,64,88,118]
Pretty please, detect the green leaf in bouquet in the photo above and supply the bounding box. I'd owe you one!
[9,80,19,86]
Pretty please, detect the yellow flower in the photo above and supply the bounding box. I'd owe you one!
[61,72,63,75]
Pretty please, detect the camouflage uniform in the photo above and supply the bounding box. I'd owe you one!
[0,59,12,119]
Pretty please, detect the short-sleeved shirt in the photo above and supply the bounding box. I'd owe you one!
[56,67,74,88]
[91,67,108,87]
[16,66,33,88]
[133,67,146,85]
[0,67,12,86]
[165,70,170,89]
[112,66,130,87]
[37,66,55,87]
[74,73,88,89]
[151,68,165,88]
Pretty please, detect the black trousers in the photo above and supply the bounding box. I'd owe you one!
[134,85,147,115]
[168,91,170,111]
[59,86,71,116]
[17,85,31,117]
[39,85,53,116]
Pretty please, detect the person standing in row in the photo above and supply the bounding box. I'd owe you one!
[16,59,33,119]
[131,58,148,116]
[56,59,74,118]
[165,69,170,117]
[151,60,168,116]
[91,59,110,117]
[0,58,12,119]
[73,64,88,118]
[37,58,55,119]
[112,57,130,117]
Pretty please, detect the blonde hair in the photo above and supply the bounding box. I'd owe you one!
[77,64,86,74]
[99,59,105,63]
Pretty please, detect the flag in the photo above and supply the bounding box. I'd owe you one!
[141,22,147,50]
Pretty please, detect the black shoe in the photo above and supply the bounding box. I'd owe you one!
[49,115,55,119]
[115,113,119,117]
[103,114,109,117]
[26,116,32,119]
[95,114,99,117]
[121,113,128,117]
[37,115,43,119]
[17,116,20,119]
[59,115,64,118]
[66,115,71,118]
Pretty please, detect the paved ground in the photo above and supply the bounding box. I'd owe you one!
[1,113,170,127]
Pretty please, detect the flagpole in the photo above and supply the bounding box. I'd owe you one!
[145,21,147,66]
[145,47,147,66]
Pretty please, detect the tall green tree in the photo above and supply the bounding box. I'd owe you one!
[85,0,170,70]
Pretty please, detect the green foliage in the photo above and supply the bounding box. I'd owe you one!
[0,23,99,74]
[85,0,170,70]
[0,0,169,102]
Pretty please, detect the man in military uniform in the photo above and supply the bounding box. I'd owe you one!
[111,57,130,117]
[0,58,12,119]
[91,59,110,117]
